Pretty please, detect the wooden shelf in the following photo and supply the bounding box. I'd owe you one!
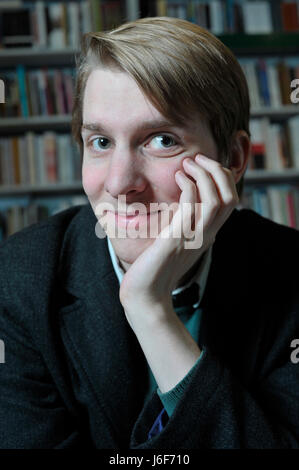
[250,105,299,119]
[218,33,299,56]
[0,106,298,133]
[0,115,71,132]
[1,171,299,196]
[245,168,299,183]
[0,182,84,195]
[0,47,78,67]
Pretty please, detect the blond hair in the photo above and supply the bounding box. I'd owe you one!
[72,16,250,196]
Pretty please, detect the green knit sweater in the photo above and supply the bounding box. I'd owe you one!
[145,304,204,417]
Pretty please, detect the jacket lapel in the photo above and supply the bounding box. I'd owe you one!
[57,204,148,446]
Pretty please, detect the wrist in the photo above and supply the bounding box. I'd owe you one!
[123,297,175,327]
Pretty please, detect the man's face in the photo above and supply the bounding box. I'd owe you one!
[81,67,218,270]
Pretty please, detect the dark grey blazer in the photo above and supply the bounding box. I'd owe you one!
[0,203,298,449]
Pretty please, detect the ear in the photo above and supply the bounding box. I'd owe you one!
[229,130,251,184]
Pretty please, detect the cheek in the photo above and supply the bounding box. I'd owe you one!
[82,164,105,197]
[152,165,181,201]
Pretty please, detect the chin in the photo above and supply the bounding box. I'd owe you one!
[110,237,154,266]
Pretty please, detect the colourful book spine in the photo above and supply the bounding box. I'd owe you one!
[16,65,29,117]
[257,60,270,107]
[286,190,296,228]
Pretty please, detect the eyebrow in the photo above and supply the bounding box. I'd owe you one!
[81,119,180,134]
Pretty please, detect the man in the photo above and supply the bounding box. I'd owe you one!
[0,16,298,449]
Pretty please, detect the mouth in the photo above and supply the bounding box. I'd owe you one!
[105,210,162,226]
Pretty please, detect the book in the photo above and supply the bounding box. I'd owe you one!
[286,189,297,228]
[16,65,29,117]
[288,115,299,169]
[35,1,47,47]
[26,132,36,185]
[48,3,67,49]
[256,59,271,107]
[90,0,103,31]
[242,1,273,34]
[267,62,282,107]
[249,119,267,169]
[81,1,92,34]
[126,0,139,22]
[44,132,57,183]
[209,1,225,34]
[277,61,292,105]
[68,2,80,48]
[281,1,299,32]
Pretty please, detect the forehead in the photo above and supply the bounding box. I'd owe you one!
[82,67,209,136]
[83,68,157,119]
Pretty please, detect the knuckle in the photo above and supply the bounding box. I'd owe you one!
[211,160,222,170]
[206,199,219,214]
[225,194,239,206]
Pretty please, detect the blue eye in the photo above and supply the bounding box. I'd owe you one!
[150,135,176,149]
[91,137,111,151]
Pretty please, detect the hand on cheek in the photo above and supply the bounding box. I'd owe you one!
[176,153,239,242]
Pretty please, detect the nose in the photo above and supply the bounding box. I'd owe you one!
[104,147,147,199]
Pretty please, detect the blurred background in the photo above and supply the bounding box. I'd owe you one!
[0,0,299,241]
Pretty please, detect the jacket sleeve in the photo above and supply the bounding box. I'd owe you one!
[129,304,299,449]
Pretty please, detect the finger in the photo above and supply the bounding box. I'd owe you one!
[182,156,220,229]
[195,154,239,205]
[194,155,239,232]
[173,170,198,238]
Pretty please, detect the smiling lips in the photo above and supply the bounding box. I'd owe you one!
[106,210,161,226]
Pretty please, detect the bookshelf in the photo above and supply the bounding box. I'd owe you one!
[0,0,299,240]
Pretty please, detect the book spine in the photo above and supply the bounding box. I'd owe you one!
[126,0,139,21]
[81,1,92,33]
[16,65,29,117]
[36,1,47,47]
[26,132,36,185]
[44,132,57,183]
[286,190,297,228]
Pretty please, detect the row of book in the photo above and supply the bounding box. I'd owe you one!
[1,117,299,187]
[0,0,93,49]
[1,58,298,119]
[1,0,299,48]
[0,132,81,186]
[0,195,87,242]
[0,67,74,118]
[249,116,299,171]
[156,0,299,34]
[240,59,299,109]
[240,185,299,229]
[0,0,139,49]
